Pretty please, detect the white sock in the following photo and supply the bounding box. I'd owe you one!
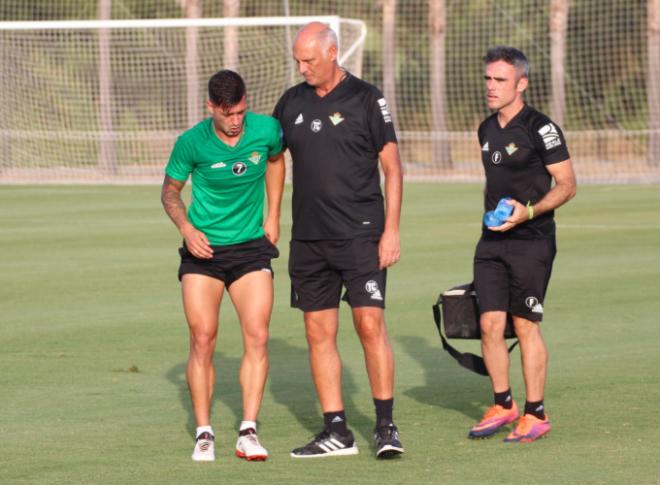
[239,420,257,433]
[196,425,214,438]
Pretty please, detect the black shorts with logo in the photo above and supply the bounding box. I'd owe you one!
[473,237,556,322]
[178,236,279,287]
[289,238,386,312]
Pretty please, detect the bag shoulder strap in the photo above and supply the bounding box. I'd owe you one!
[432,300,518,376]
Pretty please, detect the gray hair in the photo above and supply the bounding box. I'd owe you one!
[484,46,529,78]
[317,25,338,51]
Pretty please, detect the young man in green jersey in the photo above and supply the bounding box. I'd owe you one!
[161,70,285,462]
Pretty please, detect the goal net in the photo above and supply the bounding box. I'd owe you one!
[0,16,366,183]
[2,1,659,185]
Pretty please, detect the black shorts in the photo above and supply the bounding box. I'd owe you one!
[178,236,279,287]
[473,237,556,322]
[289,238,386,312]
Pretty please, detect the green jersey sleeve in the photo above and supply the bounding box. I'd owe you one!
[268,117,284,158]
[165,134,195,182]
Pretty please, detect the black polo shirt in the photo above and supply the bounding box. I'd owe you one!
[273,73,397,240]
[478,104,570,239]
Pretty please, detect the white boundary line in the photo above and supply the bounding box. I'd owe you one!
[558,223,660,230]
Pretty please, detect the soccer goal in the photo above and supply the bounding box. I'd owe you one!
[0,16,367,183]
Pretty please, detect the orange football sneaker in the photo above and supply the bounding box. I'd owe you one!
[503,413,551,443]
[468,401,519,438]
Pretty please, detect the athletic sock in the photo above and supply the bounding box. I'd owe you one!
[323,410,349,436]
[239,420,257,435]
[196,425,214,439]
[524,400,546,419]
[494,389,513,409]
[373,397,394,428]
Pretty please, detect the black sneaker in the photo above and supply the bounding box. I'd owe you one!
[374,424,404,458]
[290,429,359,458]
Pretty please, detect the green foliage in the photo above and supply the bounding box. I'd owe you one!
[0,0,652,134]
[565,0,646,129]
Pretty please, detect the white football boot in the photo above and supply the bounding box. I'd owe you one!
[235,429,268,461]
[191,431,215,462]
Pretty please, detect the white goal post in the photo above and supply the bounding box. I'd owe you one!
[0,16,367,183]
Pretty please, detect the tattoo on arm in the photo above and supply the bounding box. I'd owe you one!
[161,176,190,232]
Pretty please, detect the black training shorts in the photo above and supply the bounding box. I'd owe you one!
[289,238,386,312]
[178,236,279,287]
[473,237,556,322]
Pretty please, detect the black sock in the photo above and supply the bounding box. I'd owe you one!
[524,400,546,419]
[323,410,348,436]
[494,389,513,409]
[373,398,394,428]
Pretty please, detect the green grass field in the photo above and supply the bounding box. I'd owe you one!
[1,184,659,484]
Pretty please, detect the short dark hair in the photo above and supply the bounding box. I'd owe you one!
[208,70,246,107]
[484,46,529,78]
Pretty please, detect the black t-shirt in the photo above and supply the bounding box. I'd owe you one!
[273,73,397,240]
[478,104,570,239]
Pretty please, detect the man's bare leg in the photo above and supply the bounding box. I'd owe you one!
[181,273,224,460]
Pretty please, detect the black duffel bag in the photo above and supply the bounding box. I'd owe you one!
[432,282,518,376]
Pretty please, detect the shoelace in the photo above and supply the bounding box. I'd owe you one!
[376,426,397,441]
[483,405,509,420]
[245,433,260,445]
[514,415,533,434]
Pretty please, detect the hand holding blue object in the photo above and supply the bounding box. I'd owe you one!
[483,197,514,227]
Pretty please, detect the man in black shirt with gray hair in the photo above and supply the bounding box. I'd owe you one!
[273,21,404,459]
[468,46,576,443]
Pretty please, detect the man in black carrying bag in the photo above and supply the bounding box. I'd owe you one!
[469,47,576,442]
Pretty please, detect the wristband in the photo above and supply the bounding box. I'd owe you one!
[526,202,534,220]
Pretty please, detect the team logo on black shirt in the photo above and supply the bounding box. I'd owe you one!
[491,151,502,164]
[232,162,247,176]
[310,119,322,132]
[505,143,518,155]
[329,112,344,126]
[538,123,562,150]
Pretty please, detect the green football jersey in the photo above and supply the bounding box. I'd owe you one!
[166,112,283,245]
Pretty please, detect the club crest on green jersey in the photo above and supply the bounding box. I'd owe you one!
[248,152,261,164]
